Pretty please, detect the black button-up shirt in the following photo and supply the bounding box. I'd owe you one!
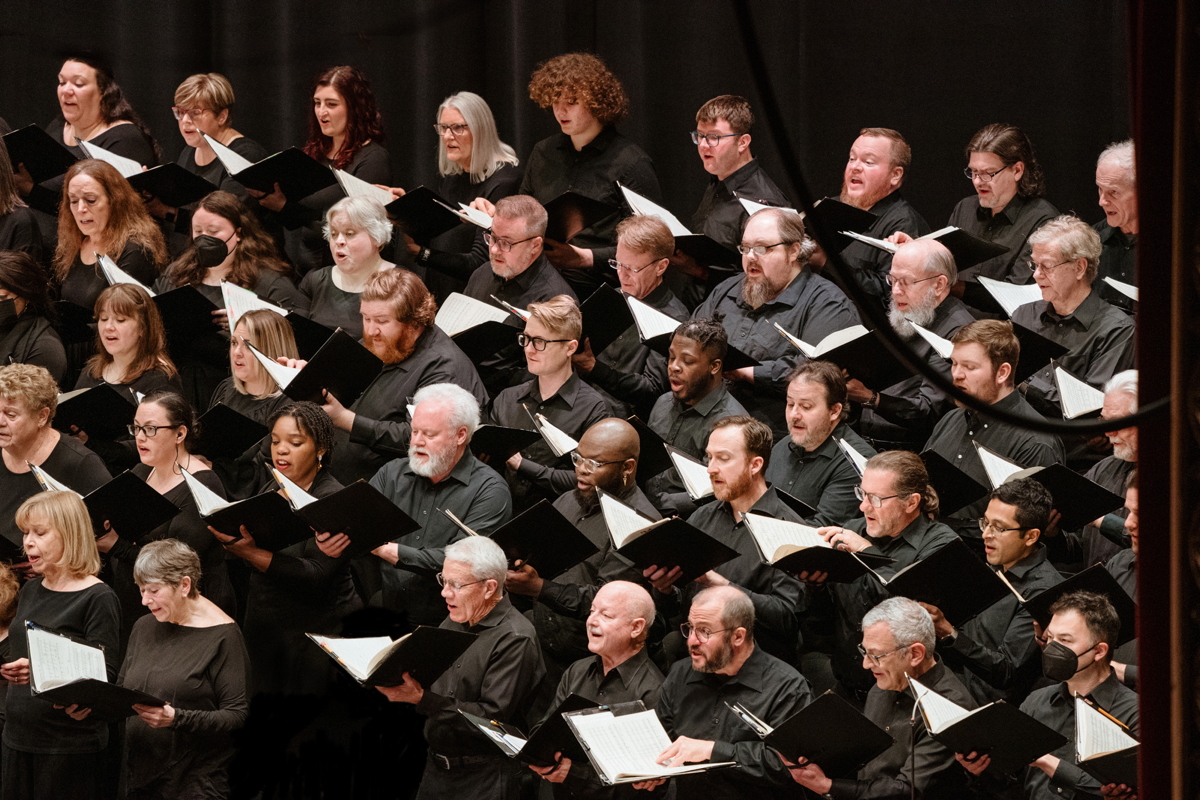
[656,644,814,799]
[1011,290,1135,418]
[1104,548,1138,682]
[369,453,513,626]
[1093,221,1137,314]
[949,193,1060,285]
[695,269,861,438]
[1045,455,1135,573]
[765,422,876,528]
[416,595,546,758]
[836,190,931,304]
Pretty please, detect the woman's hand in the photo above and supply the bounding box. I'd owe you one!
[133,702,175,728]
[68,424,89,445]
[247,182,287,212]
[95,522,118,554]
[315,532,351,559]
[212,308,229,333]
[56,703,93,721]
[13,163,34,196]
[143,195,177,221]
[210,524,261,559]
[1,658,30,685]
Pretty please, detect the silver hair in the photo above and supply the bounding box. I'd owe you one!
[412,382,481,442]
[1104,369,1138,410]
[323,195,393,250]
[910,239,958,284]
[444,536,507,587]
[1027,215,1103,284]
[862,597,935,652]
[436,91,519,182]
[133,539,203,594]
[1097,139,1135,186]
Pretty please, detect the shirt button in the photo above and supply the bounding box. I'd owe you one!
[956,455,962,460]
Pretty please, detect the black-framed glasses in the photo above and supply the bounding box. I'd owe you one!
[171,106,211,121]
[690,130,743,147]
[433,122,470,137]
[978,519,1030,535]
[127,423,181,438]
[885,273,942,290]
[680,622,729,643]
[1027,259,1073,275]
[737,241,788,257]
[857,643,909,666]
[517,333,570,351]
[436,572,485,592]
[963,163,1012,183]
[855,486,899,508]
[570,451,625,472]
[607,257,658,274]
[484,231,537,252]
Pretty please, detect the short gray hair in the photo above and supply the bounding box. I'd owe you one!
[444,536,507,587]
[134,539,203,595]
[1104,369,1138,411]
[1028,215,1103,284]
[412,382,481,442]
[494,195,548,239]
[1097,139,1135,187]
[323,195,393,250]
[694,585,755,640]
[862,597,934,652]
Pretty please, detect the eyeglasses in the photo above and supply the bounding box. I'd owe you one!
[885,273,942,290]
[127,423,181,438]
[963,163,1012,183]
[484,231,537,252]
[857,643,909,666]
[1027,259,1073,275]
[978,519,1029,535]
[607,258,659,274]
[737,241,789,257]
[855,485,900,508]
[171,106,212,121]
[436,572,485,592]
[680,622,730,643]
[690,130,743,147]
[517,333,571,351]
[433,122,470,137]
[570,451,624,472]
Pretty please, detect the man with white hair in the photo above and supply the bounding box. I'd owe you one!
[379,536,545,800]
[783,597,974,799]
[1012,215,1135,419]
[367,382,513,625]
[847,238,977,450]
[1094,139,1138,313]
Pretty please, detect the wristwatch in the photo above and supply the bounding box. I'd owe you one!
[418,247,432,264]
[868,391,880,409]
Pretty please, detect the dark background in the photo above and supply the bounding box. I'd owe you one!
[0,0,1129,229]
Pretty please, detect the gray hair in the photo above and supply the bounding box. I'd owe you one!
[134,539,203,595]
[694,585,755,640]
[862,597,934,652]
[436,91,519,182]
[444,536,507,588]
[494,195,548,240]
[412,382,481,442]
[1028,215,1103,284]
[747,207,810,268]
[907,238,957,284]
[323,195,393,250]
[1104,369,1138,411]
[1097,139,1135,187]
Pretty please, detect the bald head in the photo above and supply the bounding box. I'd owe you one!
[579,418,640,463]
[693,585,755,637]
[893,239,957,285]
[597,580,655,626]
[588,581,654,663]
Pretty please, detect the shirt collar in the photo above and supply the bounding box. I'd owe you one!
[496,254,550,293]
[521,372,584,409]
[555,125,618,155]
[1041,288,1106,330]
[1053,669,1124,708]
[1000,543,1049,581]
[400,449,476,486]
[464,594,513,631]
[685,643,768,691]
[977,192,1029,225]
[594,647,653,688]
[788,423,847,461]
[734,267,813,312]
[685,383,730,417]
[720,158,764,194]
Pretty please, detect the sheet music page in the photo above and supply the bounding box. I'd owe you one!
[974,443,1024,489]
[977,276,1043,318]
[534,414,579,458]
[57,387,89,403]
[77,140,142,178]
[28,626,107,692]
[739,197,797,215]
[569,709,680,782]
[332,168,395,207]
[308,634,394,683]
[1075,696,1137,759]
[840,230,898,254]
[811,325,870,357]
[1102,276,1138,302]
[453,202,494,228]
[618,184,692,237]
[203,133,255,174]
[599,491,654,548]
[909,675,971,733]
[272,468,318,509]
[246,343,298,390]
[667,448,713,500]
[180,468,233,517]
[221,281,287,330]
[98,255,156,295]
[837,439,868,476]
[28,463,77,495]
[482,725,528,752]
[742,513,827,563]
[627,296,682,341]
[922,225,960,240]
[1054,366,1105,420]
[910,323,954,360]
[435,293,510,337]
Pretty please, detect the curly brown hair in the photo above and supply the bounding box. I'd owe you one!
[527,53,629,126]
[161,191,291,290]
[302,65,386,170]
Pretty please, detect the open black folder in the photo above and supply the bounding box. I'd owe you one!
[1074,696,1138,789]
[1023,565,1137,646]
[580,284,634,357]
[1005,464,1125,533]
[442,501,598,581]
[385,185,473,245]
[53,384,136,441]
[193,403,269,461]
[460,693,595,766]
[52,300,95,345]
[625,416,673,481]
[470,425,541,470]
[920,450,990,516]
[876,538,1012,626]
[227,147,337,200]
[597,490,738,584]
[126,163,218,208]
[729,691,893,778]
[285,479,422,561]
[154,285,219,346]
[775,324,915,392]
[1011,322,1070,385]
[181,469,314,552]
[742,513,894,584]
[80,470,181,541]
[308,626,477,688]
[3,125,77,183]
[251,329,383,407]
[544,191,618,243]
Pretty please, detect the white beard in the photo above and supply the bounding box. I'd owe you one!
[888,287,940,337]
[409,443,456,478]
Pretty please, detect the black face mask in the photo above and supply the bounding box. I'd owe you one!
[193,231,236,269]
[1042,639,1096,682]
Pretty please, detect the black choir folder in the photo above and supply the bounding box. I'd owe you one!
[1006,464,1125,533]
[470,425,541,468]
[1023,565,1137,646]
[597,490,738,584]
[870,538,1011,626]
[544,191,618,244]
[53,384,136,442]
[1011,323,1070,385]
[154,285,219,345]
[580,284,634,357]
[460,693,595,767]
[1074,696,1138,789]
[385,185,473,245]
[308,626,477,688]
[226,147,337,200]
[27,623,164,723]
[920,451,990,516]
[193,403,270,461]
[78,470,181,541]
[729,691,893,778]
[775,324,914,393]
[249,329,383,407]
[442,501,598,582]
[3,125,77,183]
[910,675,1067,775]
[741,513,894,583]
[181,469,314,553]
[625,416,673,481]
[126,163,217,208]
[277,473,422,561]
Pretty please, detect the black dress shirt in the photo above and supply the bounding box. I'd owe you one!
[1093,221,1137,313]
[858,296,978,449]
[939,545,1063,706]
[764,422,876,527]
[1011,290,1135,417]
[644,383,747,517]
[656,645,814,799]
[829,661,975,800]
[1044,456,1135,572]
[694,269,861,438]
[948,194,1059,285]
[369,453,513,626]
[1104,548,1138,686]
[836,191,931,305]
[587,282,688,419]
[519,127,662,296]
[329,324,489,485]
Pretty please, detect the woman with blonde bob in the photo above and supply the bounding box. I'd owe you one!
[0,490,120,799]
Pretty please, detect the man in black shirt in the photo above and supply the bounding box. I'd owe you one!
[785,597,974,800]
[766,360,875,527]
[1106,476,1138,690]
[521,53,662,296]
[695,207,860,438]
[378,536,545,800]
[530,580,664,798]
[1093,139,1138,313]
[848,239,976,450]
[574,216,687,419]
[321,269,488,484]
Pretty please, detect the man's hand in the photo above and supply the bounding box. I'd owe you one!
[377,672,424,704]
[315,532,352,559]
[643,564,684,594]
[505,561,544,597]
[247,181,287,212]
[724,367,754,384]
[544,240,594,269]
[654,736,714,768]
[320,390,355,431]
[791,569,829,585]
[845,377,873,405]
[668,249,705,280]
[956,751,992,776]
[692,571,730,589]
[1100,783,1136,800]
[372,542,400,565]
[818,526,871,553]
[918,602,955,640]
[571,338,597,375]
[68,424,89,445]
[1043,509,1063,539]
[95,522,118,554]
[1031,754,1060,777]
[133,702,175,728]
[530,754,571,783]
[506,452,523,471]
[778,753,832,794]
[884,231,915,245]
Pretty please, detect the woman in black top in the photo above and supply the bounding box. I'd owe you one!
[0,140,43,267]
[0,490,120,800]
[0,565,20,748]
[250,65,390,276]
[95,391,235,646]
[0,252,66,384]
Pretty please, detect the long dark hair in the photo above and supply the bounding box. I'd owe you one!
[60,54,163,163]
[0,251,54,319]
[301,65,385,170]
[965,123,1046,199]
[162,191,291,289]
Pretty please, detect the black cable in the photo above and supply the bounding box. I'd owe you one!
[731,2,1166,437]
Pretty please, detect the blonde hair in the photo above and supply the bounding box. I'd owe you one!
[174,73,236,117]
[232,309,299,398]
[15,492,102,578]
[616,216,674,261]
[0,363,59,421]
[527,294,581,340]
